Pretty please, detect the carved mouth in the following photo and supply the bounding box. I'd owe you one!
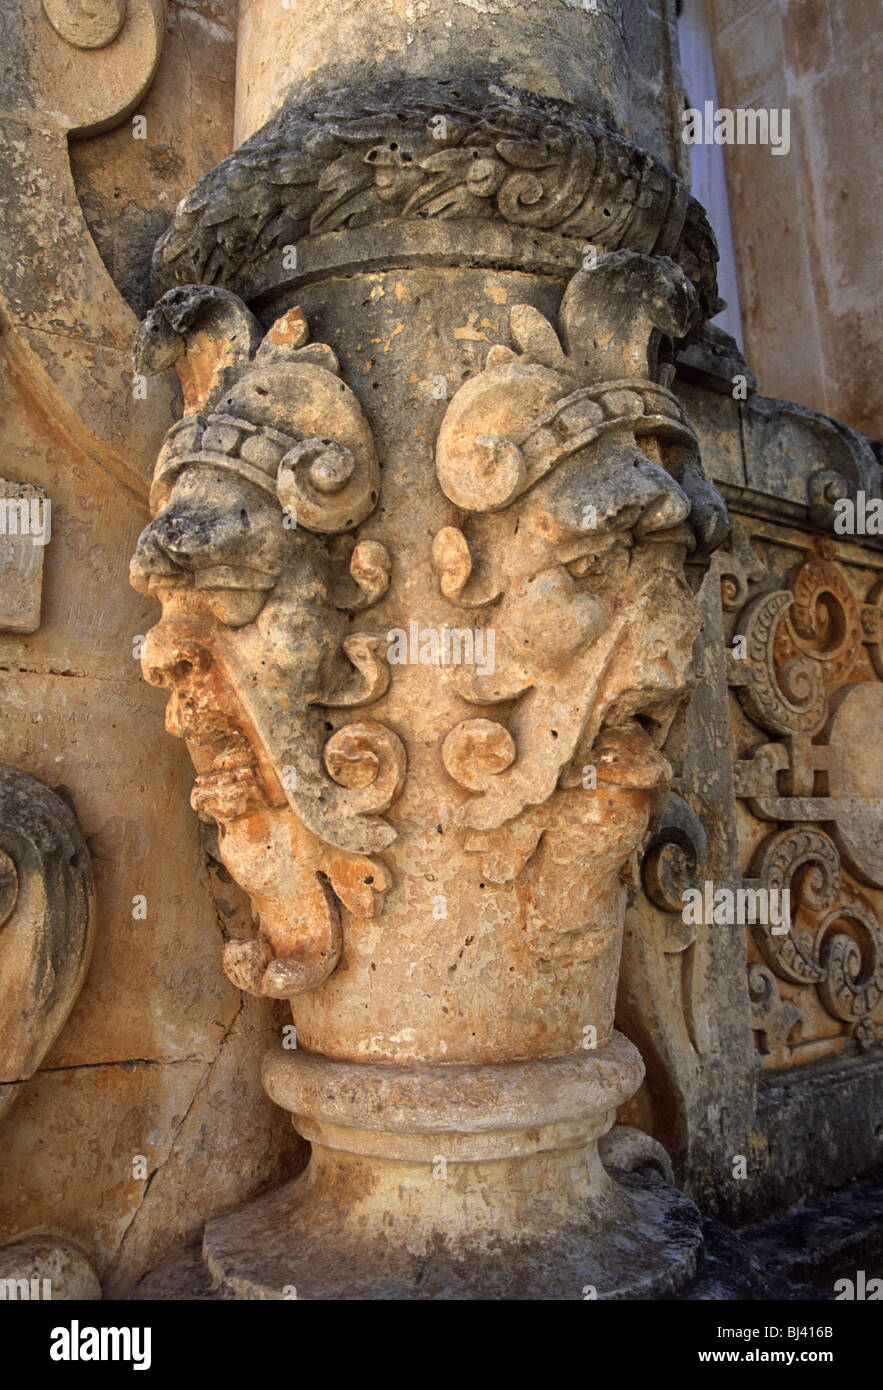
[590,693,682,790]
[187,729,271,822]
[144,631,279,822]
[191,763,270,822]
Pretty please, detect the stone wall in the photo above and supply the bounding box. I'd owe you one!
[705,0,882,436]
[0,0,303,1297]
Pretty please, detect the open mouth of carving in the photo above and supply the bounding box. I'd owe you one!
[144,633,281,823]
[589,692,682,789]
[187,728,273,822]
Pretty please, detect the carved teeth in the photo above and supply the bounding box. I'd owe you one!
[191,765,267,821]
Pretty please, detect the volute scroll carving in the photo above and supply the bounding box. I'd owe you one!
[726,535,883,1055]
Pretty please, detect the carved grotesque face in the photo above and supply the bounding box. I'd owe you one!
[432,267,728,845]
[131,295,401,999]
[442,433,703,832]
[130,259,728,1012]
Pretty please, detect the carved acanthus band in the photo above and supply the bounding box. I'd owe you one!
[151,85,720,318]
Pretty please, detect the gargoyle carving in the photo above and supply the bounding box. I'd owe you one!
[432,252,728,876]
[131,290,402,999]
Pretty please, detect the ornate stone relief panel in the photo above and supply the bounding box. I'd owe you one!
[721,523,883,1066]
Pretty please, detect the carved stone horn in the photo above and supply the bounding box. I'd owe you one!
[558,251,703,383]
[0,769,95,1122]
[133,284,263,414]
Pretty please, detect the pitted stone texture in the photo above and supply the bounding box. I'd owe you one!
[263,1033,643,1137]
[0,1235,101,1300]
[0,769,94,1122]
[234,1,632,147]
[0,481,48,635]
[152,81,720,319]
[129,244,724,1296]
[131,261,726,1062]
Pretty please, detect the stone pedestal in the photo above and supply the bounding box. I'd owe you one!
[203,1035,701,1299]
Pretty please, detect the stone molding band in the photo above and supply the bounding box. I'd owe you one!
[152,82,720,320]
[262,1032,644,1137]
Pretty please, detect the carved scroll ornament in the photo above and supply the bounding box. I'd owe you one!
[727,540,883,1051]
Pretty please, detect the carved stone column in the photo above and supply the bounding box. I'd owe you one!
[131,1,728,1297]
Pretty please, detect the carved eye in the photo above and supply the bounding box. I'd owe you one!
[564,541,631,585]
[566,554,601,579]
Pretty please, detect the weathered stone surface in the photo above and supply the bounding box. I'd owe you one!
[131,131,728,1286]
[741,396,881,533]
[0,0,304,1290]
[625,489,883,1220]
[0,1012,305,1296]
[0,480,49,634]
[0,1234,101,1300]
[234,0,644,151]
[70,0,239,321]
[738,1169,883,1288]
[618,549,756,1214]
[0,768,94,1121]
[42,0,127,51]
[152,79,721,320]
[0,0,879,1304]
[0,0,173,501]
[706,0,883,437]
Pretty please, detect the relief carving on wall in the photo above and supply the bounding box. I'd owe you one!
[724,533,883,1061]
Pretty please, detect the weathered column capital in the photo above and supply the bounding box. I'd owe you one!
[152,79,720,321]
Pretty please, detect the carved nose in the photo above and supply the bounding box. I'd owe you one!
[636,484,691,537]
[154,505,250,567]
[135,502,256,582]
[141,629,211,692]
[630,454,691,537]
[130,517,185,594]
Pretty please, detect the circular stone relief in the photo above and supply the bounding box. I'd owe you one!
[43,0,127,48]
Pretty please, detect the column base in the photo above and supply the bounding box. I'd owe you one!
[201,1036,703,1300]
